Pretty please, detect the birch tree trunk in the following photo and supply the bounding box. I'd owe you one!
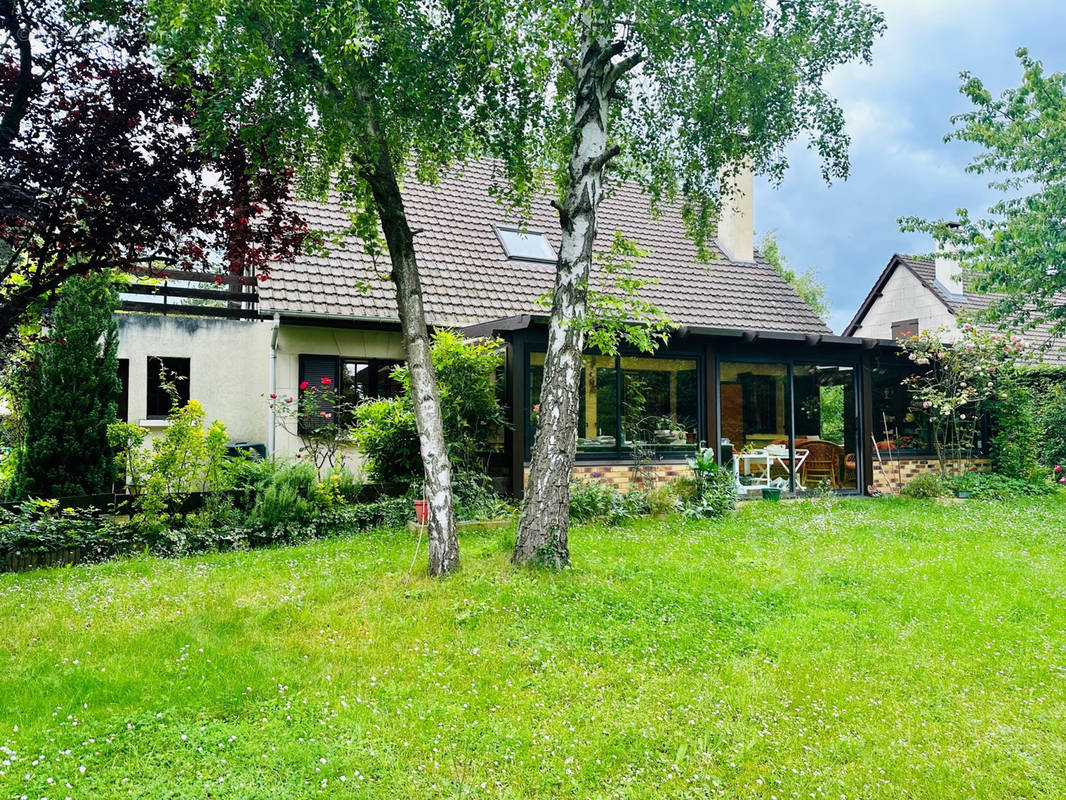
[513,30,620,568]
[365,141,459,576]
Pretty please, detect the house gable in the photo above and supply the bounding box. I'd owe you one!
[845,254,955,338]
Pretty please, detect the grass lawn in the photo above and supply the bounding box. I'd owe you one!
[2,496,1066,799]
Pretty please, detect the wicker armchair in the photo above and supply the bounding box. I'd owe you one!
[800,440,843,489]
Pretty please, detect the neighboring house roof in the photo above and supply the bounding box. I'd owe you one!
[258,160,831,335]
[844,253,1066,364]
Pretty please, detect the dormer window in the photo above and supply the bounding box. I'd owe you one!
[493,225,557,263]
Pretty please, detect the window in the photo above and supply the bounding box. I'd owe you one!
[793,364,858,491]
[117,359,129,422]
[871,361,932,451]
[146,356,190,419]
[298,354,404,433]
[494,225,557,263]
[891,318,919,340]
[528,352,701,458]
[340,359,404,404]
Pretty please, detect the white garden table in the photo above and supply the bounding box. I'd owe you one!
[733,447,809,492]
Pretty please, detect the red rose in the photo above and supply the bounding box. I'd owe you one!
[321,376,332,386]
[299,380,309,391]
[269,393,277,399]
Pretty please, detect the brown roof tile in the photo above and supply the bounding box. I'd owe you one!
[259,160,831,335]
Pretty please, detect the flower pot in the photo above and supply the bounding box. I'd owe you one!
[413,499,429,525]
[761,487,782,503]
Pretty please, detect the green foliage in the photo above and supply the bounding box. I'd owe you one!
[114,400,231,533]
[451,472,513,522]
[10,273,120,498]
[900,323,1023,477]
[679,447,738,520]
[352,397,420,482]
[1013,368,1066,468]
[0,500,126,562]
[900,50,1066,340]
[900,473,950,499]
[950,471,1054,501]
[988,376,1040,480]
[759,233,831,322]
[577,232,676,356]
[568,480,649,526]
[146,0,544,254]
[1037,385,1066,469]
[354,331,506,482]
[645,481,681,516]
[251,461,320,530]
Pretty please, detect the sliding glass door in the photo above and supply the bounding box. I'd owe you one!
[719,360,861,493]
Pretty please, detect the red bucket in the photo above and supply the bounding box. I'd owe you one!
[413,499,429,525]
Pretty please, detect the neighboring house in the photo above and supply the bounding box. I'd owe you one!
[116,161,922,496]
[844,252,1066,364]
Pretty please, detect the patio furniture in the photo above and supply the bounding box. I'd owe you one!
[800,440,843,489]
[733,447,809,493]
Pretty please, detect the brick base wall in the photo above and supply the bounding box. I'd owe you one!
[523,462,688,493]
[869,457,991,494]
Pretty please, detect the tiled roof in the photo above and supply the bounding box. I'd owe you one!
[896,255,1066,364]
[258,160,831,335]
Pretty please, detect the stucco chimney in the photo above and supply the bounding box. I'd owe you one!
[934,226,965,297]
[716,160,754,264]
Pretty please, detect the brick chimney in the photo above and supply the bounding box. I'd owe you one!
[716,160,754,264]
[934,225,965,297]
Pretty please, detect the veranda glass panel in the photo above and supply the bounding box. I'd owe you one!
[618,356,699,454]
[793,364,858,491]
[719,361,794,491]
[871,363,932,451]
[529,353,619,454]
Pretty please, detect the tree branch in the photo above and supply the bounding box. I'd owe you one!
[605,51,643,92]
[0,0,34,154]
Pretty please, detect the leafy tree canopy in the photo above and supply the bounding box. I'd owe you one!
[759,232,831,322]
[0,0,306,354]
[901,49,1066,342]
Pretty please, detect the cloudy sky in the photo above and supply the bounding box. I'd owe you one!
[755,0,1066,334]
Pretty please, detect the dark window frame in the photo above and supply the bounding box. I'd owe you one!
[525,349,704,462]
[117,358,129,422]
[145,356,190,419]
[298,354,404,434]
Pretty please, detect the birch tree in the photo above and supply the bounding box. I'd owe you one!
[147,0,543,576]
[511,1,884,567]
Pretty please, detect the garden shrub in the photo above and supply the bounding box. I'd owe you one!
[450,472,513,521]
[568,480,648,525]
[901,472,950,499]
[1035,383,1066,468]
[987,376,1040,479]
[120,400,231,533]
[352,397,420,482]
[949,471,1054,500]
[251,460,321,529]
[645,481,681,515]
[10,273,121,499]
[0,500,128,565]
[681,447,737,519]
[353,331,506,482]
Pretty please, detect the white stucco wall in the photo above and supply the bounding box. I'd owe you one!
[116,314,407,476]
[851,266,957,339]
[116,314,272,444]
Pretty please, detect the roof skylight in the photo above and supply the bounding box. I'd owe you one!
[494,225,557,263]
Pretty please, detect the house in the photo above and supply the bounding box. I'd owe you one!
[844,251,1066,363]
[116,160,926,496]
